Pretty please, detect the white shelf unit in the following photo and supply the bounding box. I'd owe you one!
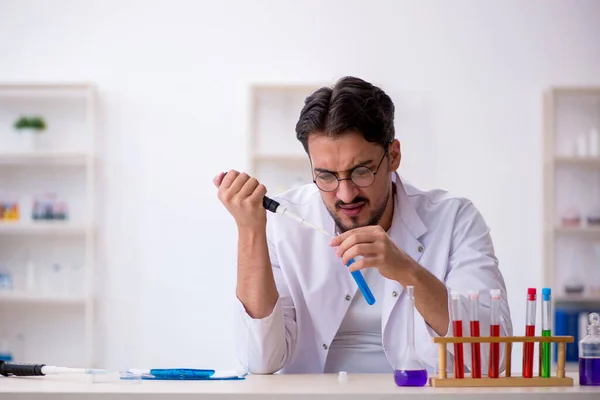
[0,151,88,166]
[543,87,600,306]
[0,291,86,306]
[0,222,88,235]
[248,84,324,195]
[0,83,96,368]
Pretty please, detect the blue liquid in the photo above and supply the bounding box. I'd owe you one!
[346,258,375,305]
[394,369,428,387]
[579,358,600,386]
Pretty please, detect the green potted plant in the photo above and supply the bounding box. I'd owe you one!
[13,116,46,150]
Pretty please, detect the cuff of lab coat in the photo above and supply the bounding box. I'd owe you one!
[234,295,287,374]
[235,294,281,324]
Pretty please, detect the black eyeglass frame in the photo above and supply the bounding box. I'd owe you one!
[311,147,390,192]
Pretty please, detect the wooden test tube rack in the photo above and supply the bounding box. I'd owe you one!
[429,335,574,387]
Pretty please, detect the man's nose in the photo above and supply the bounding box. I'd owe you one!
[336,179,359,204]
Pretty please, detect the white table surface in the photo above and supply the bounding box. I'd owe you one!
[1,372,599,400]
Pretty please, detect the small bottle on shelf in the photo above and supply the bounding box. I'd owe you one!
[52,200,68,220]
[560,206,581,227]
[588,205,600,227]
[592,244,600,296]
[577,133,588,157]
[565,245,585,295]
[31,195,43,220]
[587,174,600,227]
[589,128,599,158]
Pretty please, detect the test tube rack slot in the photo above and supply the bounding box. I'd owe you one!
[429,335,574,387]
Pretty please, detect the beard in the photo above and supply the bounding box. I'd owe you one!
[327,183,391,233]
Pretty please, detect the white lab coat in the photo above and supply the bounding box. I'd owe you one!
[234,172,512,374]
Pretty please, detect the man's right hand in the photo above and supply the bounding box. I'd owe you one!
[213,170,268,231]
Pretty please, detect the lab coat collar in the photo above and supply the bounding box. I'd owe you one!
[390,172,427,240]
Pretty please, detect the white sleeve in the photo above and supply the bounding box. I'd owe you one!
[233,229,298,374]
[425,201,513,374]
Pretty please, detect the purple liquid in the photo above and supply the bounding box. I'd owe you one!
[579,358,600,386]
[394,369,428,387]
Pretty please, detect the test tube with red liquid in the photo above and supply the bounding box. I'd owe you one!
[468,290,481,378]
[523,288,537,378]
[488,289,501,378]
[451,290,464,378]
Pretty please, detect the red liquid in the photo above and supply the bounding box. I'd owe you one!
[470,320,481,378]
[452,320,464,378]
[523,324,535,378]
[489,324,500,378]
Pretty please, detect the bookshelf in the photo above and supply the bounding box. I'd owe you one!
[543,87,600,366]
[543,86,600,301]
[0,83,96,367]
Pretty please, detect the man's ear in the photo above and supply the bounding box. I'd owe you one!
[389,139,401,170]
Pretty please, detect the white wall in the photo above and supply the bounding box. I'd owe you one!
[1,0,599,371]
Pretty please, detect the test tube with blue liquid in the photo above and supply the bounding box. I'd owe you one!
[345,258,375,305]
[394,285,428,386]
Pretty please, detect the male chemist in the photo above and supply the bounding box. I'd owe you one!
[214,76,512,375]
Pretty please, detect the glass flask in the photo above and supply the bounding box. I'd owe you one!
[579,312,600,386]
[394,285,428,386]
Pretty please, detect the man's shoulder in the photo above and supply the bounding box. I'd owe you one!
[402,179,472,210]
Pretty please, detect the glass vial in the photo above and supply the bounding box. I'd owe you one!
[579,312,600,386]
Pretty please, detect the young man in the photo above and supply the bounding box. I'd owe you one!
[214,76,512,375]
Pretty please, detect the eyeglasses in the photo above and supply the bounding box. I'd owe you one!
[313,148,389,192]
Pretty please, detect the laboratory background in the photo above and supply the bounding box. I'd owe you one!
[0,0,599,375]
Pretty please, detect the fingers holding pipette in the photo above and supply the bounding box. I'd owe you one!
[214,169,267,231]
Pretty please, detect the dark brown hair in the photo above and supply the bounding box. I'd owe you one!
[295,76,395,153]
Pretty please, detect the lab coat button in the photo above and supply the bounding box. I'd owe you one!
[345,294,351,301]
[392,291,398,298]
[322,344,328,350]
[418,246,424,253]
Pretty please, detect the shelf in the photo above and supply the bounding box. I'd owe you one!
[554,156,600,167]
[252,154,309,163]
[552,86,600,95]
[0,81,97,367]
[0,82,92,90]
[554,226,600,236]
[0,291,85,306]
[0,151,89,166]
[0,83,93,98]
[554,295,600,304]
[0,222,88,235]
[251,83,323,93]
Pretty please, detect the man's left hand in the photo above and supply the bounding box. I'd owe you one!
[329,225,415,281]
